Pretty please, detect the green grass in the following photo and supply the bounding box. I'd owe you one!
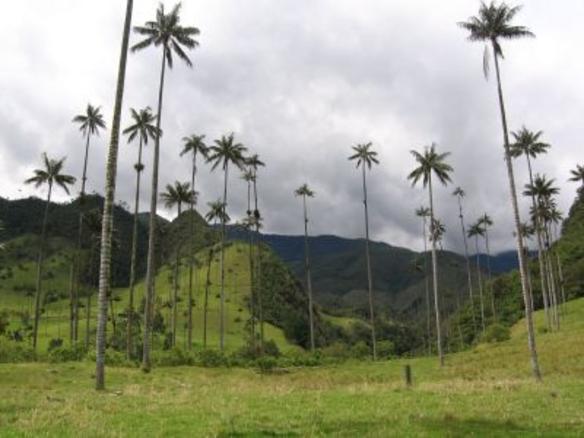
[1,241,296,352]
[1,299,584,436]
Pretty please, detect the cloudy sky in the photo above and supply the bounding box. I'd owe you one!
[1,0,582,254]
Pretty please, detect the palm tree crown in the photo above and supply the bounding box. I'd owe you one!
[479,213,494,228]
[295,183,315,198]
[132,2,200,68]
[160,181,196,211]
[246,154,265,171]
[25,154,76,194]
[207,133,248,171]
[348,142,379,169]
[510,127,550,159]
[523,174,560,200]
[569,164,584,187]
[73,104,106,137]
[205,200,229,224]
[123,107,160,145]
[181,134,209,159]
[407,144,453,187]
[415,206,431,218]
[468,222,486,239]
[453,187,465,198]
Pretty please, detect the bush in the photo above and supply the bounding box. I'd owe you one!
[48,343,86,363]
[481,323,511,343]
[256,356,278,373]
[0,337,36,363]
[350,341,371,359]
[197,349,228,367]
[377,340,395,359]
[86,349,133,367]
[153,347,195,367]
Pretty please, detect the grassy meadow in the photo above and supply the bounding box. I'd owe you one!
[1,299,583,436]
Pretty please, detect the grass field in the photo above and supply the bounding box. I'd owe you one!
[1,299,584,436]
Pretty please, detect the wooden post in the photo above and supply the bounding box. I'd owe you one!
[404,364,412,388]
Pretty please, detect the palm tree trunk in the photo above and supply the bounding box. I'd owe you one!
[422,216,432,355]
[172,202,182,347]
[187,152,197,350]
[203,248,212,348]
[456,197,476,330]
[361,165,377,360]
[475,236,486,332]
[32,183,53,350]
[142,44,167,372]
[544,226,559,330]
[484,228,496,320]
[526,155,550,328]
[219,163,229,351]
[252,173,264,351]
[492,44,541,381]
[246,183,256,349]
[303,195,315,352]
[126,137,143,359]
[427,175,443,366]
[85,291,92,349]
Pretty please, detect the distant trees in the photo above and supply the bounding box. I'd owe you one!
[408,144,453,366]
[348,142,379,360]
[123,106,159,359]
[132,2,200,372]
[295,183,316,352]
[459,0,541,381]
[25,154,76,350]
[207,134,247,351]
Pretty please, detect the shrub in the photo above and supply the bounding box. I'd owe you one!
[481,323,511,343]
[377,340,395,359]
[86,349,133,367]
[350,341,371,359]
[263,339,281,358]
[48,343,86,363]
[48,338,64,351]
[0,337,36,363]
[153,347,195,367]
[256,356,278,373]
[197,349,228,367]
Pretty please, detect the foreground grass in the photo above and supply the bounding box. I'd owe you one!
[1,299,584,436]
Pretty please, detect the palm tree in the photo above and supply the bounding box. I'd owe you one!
[415,206,432,354]
[429,218,446,251]
[207,133,247,351]
[122,106,159,359]
[468,222,487,332]
[95,0,133,391]
[459,1,541,381]
[25,154,76,350]
[452,187,476,329]
[246,154,265,349]
[510,126,551,327]
[70,104,106,343]
[241,169,257,345]
[161,181,196,347]
[408,143,453,366]
[180,134,209,350]
[348,142,379,360]
[204,200,229,348]
[295,183,316,352]
[478,213,496,320]
[569,164,584,194]
[132,2,200,371]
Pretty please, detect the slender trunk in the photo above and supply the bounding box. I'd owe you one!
[456,196,476,330]
[361,165,377,360]
[68,264,75,344]
[32,183,53,350]
[526,155,550,328]
[422,216,432,355]
[142,45,167,372]
[187,152,197,350]
[203,248,212,348]
[126,137,143,359]
[492,44,541,380]
[303,195,315,352]
[428,176,443,366]
[544,225,559,330]
[252,172,264,351]
[95,0,133,390]
[219,164,229,351]
[247,183,256,349]
[475,236,486,332]
[86,291,92,349]
[171,202,182,347]
[484,228,496,320]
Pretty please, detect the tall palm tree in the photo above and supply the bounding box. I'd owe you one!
[415,206,432,354]
[161,181,196,347]
[348,142,379,360]
[510,126,551,327]
[132,2,200,371]
[241,169,257,346]
[429,218,446,251]
[569,164,584,194]
[408,143,453,366]
[295,183,316,352]
[203,200,229,348]
[180,134,209,350]
[25,154,76,350]
[70,104,106,343]
[468,222,487,332]
[95,0,133,391]
[122,106,159,359]
[459,1,541,381]
[452,187,476,328]
[207,133,247,351]
[478,213,496,320]
[246,154,265,349]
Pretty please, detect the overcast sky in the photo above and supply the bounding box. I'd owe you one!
[0,0,582,254]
